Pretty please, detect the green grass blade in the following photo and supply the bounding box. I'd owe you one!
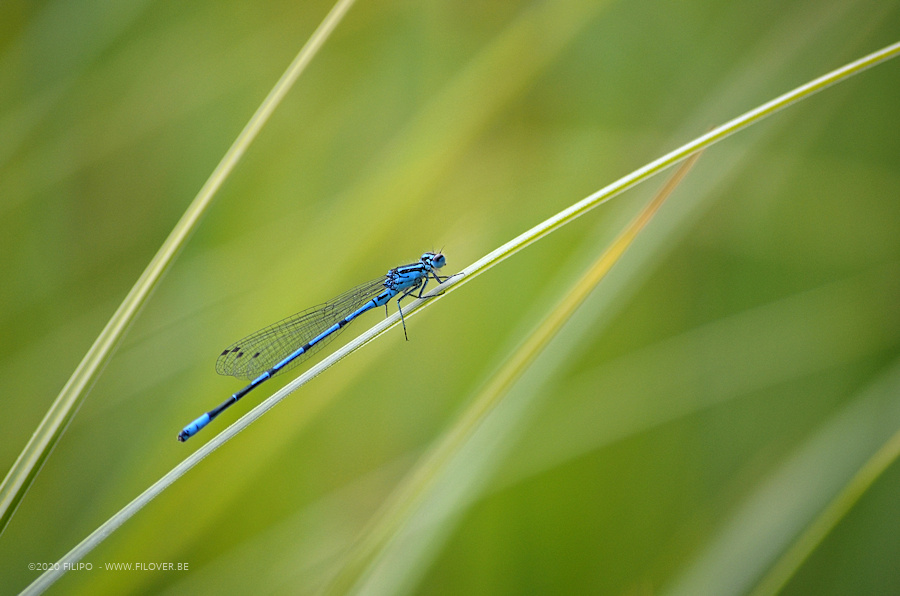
[0,0,357,540]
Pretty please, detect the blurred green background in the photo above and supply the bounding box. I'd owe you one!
[2,0,900,594]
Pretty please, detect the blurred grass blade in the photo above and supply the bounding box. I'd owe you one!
[750,424,900,596]
[321,153,703,596]
[0,0,358,537]
[20,42,900,594]
[664,359,900,596]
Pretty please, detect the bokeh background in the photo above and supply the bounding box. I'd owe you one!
[2,0,900,594]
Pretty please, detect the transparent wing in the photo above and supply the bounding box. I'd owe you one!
[216,276,388,379]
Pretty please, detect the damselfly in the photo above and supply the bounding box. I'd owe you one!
[178,252,450,442]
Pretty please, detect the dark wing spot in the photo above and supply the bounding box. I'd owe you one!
[253,352,260,358]
[231,347,241,353]
[237,352,244,358]
[221,350,230,356]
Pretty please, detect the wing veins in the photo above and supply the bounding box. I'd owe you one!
[216,276,388,379]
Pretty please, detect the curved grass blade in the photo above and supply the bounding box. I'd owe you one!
[20,41,900,594]
[0,0,359,538]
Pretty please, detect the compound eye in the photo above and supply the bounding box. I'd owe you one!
[432,253,446,268]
